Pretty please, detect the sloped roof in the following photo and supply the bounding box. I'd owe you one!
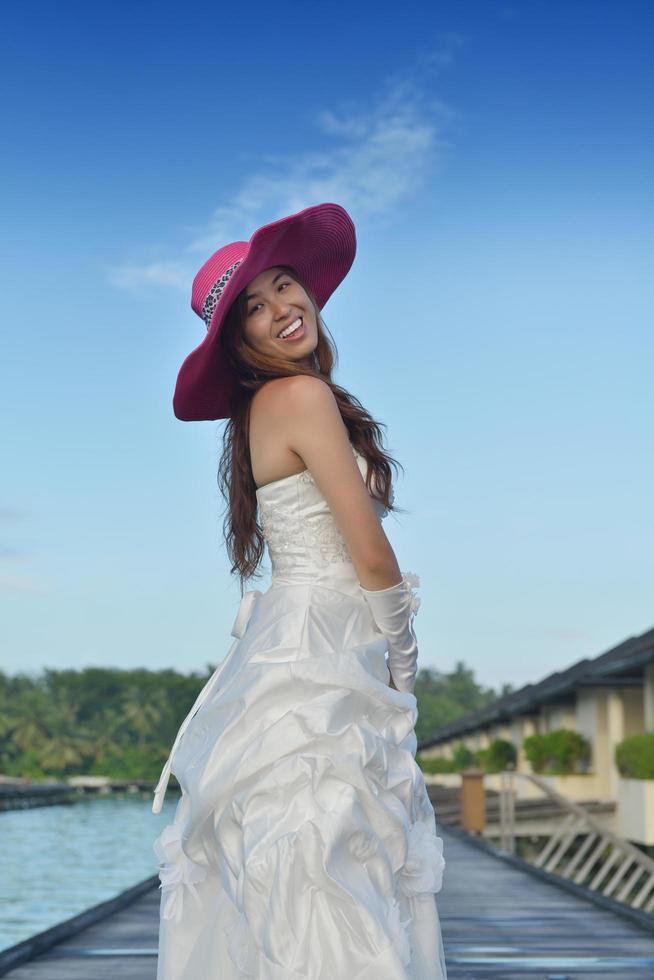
[418,625,654,749]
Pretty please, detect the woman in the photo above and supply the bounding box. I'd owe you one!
[152,202,448,979]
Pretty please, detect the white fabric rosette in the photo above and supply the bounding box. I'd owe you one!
[402,570,422,616]
[153,821,207,923]
[398,820,446,898]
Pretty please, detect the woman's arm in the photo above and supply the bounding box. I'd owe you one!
[276,375,418,692]
[275,375,402,591]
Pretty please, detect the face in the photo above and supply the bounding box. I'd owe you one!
[242,266,317,367]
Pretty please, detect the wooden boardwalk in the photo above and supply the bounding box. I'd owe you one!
[440,828,654,977]
[4,827,654,978]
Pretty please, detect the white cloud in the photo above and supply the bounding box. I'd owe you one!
[109,51,459,293]
[106,260,190,292]
[0,574,42,593]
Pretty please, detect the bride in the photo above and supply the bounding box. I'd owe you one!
[152,202,448,979]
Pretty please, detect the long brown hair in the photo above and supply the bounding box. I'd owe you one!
[216,265,405,592]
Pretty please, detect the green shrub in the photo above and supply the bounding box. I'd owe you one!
[416,754,457,774]
[475,738,517,773]
[417,743,480,774]
[522,732,549,772]
[615,733,654,779]
[523,729,590,774]
[452,743,475,770]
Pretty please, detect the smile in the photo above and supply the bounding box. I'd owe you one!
[277,317,305,341]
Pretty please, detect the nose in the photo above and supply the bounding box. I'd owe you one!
[272,298,292,318]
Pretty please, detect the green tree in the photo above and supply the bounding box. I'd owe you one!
[414,663,504,744]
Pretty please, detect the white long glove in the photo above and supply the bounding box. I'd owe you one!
[359,572,421,693]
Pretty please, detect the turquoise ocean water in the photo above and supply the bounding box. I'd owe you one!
[0,793,178,952]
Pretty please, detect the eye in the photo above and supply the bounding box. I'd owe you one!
[248,282,291,315]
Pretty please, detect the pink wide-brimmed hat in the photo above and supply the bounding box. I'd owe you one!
[173,202,357,421]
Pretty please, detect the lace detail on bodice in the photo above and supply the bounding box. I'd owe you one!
[256,447,393,579]
[259,498,352,573]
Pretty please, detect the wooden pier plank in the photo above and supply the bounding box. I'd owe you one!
[440,828,654,978]
[4,827,654,977]
[1,889,160,979]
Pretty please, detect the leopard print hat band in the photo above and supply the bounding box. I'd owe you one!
[200,258,243,331]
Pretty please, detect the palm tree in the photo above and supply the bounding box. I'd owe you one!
[121,686,165,751]
[36,692,96,776]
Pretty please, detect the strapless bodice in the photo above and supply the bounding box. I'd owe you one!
[256,445,392,596]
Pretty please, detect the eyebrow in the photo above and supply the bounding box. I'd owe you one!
[245,271,287,303]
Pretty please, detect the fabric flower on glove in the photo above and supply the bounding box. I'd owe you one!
[402,571,421,616]
[409,594,421,616]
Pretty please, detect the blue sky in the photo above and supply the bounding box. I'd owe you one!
[1,0,652,689]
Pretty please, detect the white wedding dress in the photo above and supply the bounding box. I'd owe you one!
[152,444,448,979]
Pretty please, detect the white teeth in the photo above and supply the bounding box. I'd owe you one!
[279,317,302,339]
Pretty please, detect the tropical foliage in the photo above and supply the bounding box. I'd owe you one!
[0,660,508,781]
[0,666,217,780]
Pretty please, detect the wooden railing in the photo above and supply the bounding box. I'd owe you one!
[498,769,654,912]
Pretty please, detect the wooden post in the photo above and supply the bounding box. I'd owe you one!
[461,767,486,834]
[507,766,516,855]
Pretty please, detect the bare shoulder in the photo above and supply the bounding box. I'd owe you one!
[283,374,336,408]
[255,375,334,410]
[281,377,342,433]
[251,376,338,438]
[269,377,344,459]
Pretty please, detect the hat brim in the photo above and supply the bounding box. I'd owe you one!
[173,202,356,421]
